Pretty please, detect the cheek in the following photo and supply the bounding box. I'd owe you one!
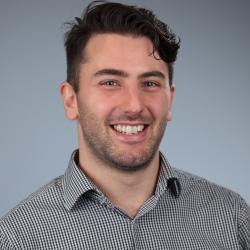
[86,91,118,118]
[146,93,170,118]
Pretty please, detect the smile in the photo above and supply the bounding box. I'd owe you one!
[112,124,146,135]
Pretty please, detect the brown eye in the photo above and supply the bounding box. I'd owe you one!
[144,81,159,87]
[101,80,118,86]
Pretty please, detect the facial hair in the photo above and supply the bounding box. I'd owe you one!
[77,98,167,172]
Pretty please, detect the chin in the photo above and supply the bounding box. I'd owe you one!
[107,148,157,172]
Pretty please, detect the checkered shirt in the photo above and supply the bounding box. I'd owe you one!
[0,150,249,249]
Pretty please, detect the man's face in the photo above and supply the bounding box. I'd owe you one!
[74,34,174,171]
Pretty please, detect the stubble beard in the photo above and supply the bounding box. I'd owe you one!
[78,103,167,172]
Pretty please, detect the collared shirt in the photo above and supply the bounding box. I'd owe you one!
[0,150,249,249]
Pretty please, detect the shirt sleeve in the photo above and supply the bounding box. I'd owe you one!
[238,196,250,249]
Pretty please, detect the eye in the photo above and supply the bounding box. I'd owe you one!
[100,80,118,86]
[143,81,160,87]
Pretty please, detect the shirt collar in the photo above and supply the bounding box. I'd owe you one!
[155,152,181,197]
[62,150,97,211]
[62,150,181,211]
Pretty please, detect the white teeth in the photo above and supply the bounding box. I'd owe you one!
[113,125,145,134]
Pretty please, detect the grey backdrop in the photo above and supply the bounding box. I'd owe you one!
[0,0,249,217]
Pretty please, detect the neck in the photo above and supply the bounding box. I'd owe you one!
[77,145,160,218]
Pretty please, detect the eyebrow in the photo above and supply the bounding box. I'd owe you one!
[138,71,166,80]
[93,68,128,78]
[93,68,166,80]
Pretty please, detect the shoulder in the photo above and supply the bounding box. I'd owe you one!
[1,175,63,219]
[172,167,250,246]
[169,166,250,218]
[1,175,64,223]
[0,176,64,247]
[172,167,244,203]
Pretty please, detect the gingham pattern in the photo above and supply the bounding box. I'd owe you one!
[0,150,249,249]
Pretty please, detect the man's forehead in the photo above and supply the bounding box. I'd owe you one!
[83,33,159,59]
[81,33,168,74]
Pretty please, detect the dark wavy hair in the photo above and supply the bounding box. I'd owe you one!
[64,1,180,92]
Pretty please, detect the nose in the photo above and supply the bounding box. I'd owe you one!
[119,86,144,115]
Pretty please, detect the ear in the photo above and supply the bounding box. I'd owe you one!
[166,84,175,122]
[60,81,79,120]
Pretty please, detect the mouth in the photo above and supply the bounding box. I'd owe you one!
[110,124,148,135]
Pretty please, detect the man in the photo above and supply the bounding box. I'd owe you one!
[0,1,249,249]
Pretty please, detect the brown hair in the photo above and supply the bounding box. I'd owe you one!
[64,1,180,92]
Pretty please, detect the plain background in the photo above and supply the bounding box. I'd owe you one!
[0,0,249,217]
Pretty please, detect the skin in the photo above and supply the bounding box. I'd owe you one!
[60,34,175,218]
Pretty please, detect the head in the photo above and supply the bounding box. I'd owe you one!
[61,1,180,172]
[65,1,180,92]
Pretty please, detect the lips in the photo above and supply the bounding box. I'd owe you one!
[109,123,149,144]
[113,124,145,135]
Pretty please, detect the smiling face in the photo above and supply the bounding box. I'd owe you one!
[62,34,175,171]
